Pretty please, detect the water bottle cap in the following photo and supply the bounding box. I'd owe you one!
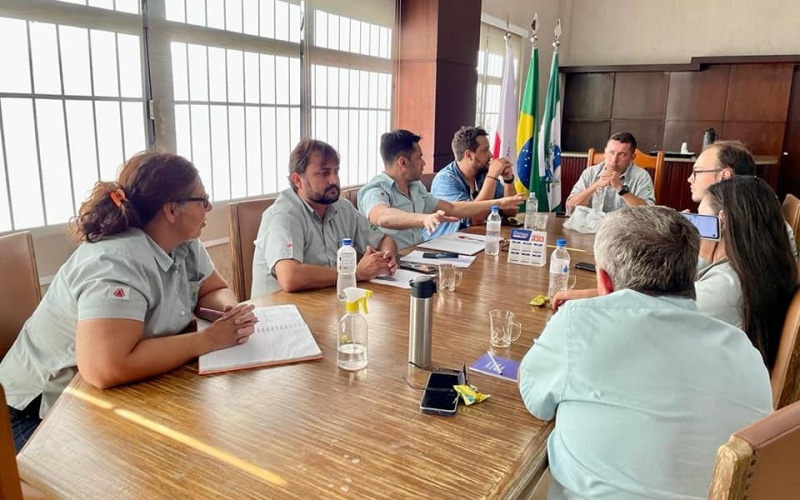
[341,238,352,246]
[556,238,567,247]
[491,205,499,212]
[409,275,436,298]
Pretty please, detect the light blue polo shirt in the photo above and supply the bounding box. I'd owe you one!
[519,289,772,500]
[427,160,504,239]
[569,162,655,212]
[0,229,214,417]
[357,172,440,249]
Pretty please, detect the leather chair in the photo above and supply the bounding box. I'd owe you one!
[420,173,436,192]
[0,232,41,362]
[781,194,800,251]
[772,287,800,409]
[0,385,47,500]
[707,400,800,499]
[586,148,666,204]
[341,186,361,210]
[227,198,276,302]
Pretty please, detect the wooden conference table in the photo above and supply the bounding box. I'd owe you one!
[18,219,597,500]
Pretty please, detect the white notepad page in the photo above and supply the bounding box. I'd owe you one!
[198,304,322,375]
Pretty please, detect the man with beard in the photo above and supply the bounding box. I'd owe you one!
[251,139,398,297]
[426,126,517,239]
[358,129,524,249]
[566,132,655,213]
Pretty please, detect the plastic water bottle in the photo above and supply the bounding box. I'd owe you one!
[485,206,502,256]
[524,191,538,230]
[336,238,357,301]
[547,239,571,299]
[592,187,605,213]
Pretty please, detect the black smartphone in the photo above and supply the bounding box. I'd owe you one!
[419,372,461,416]
[574,261,596,273]
[555,212,569,218]
[681,213,721,241]
[399,262,438,275]
[421,252,459,259]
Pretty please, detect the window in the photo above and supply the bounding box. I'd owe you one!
[475,21,523,138]
[0,0,396,231]
[0,3,145,232]
[308,1,394,187]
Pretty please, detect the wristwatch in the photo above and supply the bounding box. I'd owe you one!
[617,185,630,196]
[502,174,515,184]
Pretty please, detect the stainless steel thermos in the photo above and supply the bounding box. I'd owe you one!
[408,275,436,367]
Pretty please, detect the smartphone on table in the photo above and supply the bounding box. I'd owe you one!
[419,372,462,416]
[574,262,596,273]
[681,213,721,240]
[399,262,438,275]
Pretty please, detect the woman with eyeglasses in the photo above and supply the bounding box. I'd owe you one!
[0,151,257,453]
[695,176,798,372]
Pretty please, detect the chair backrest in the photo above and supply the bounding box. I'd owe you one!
[586,148,666,203]
[0,385,24,500]
[341,187,360,210]
[772,287,800,409]
[782,194,800,250]
[0,232,41,362]
[708,400,800,500]
[227,197,276,302]
[421,172,435,192]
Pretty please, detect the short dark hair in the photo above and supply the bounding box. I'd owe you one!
[451,126,488,161]
[708,140,756,176]
[608,132,637,153]
[288,138,339,191]
[380,129,421,165]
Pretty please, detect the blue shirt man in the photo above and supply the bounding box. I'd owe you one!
[519,207,772,500]
[427,126,516,239]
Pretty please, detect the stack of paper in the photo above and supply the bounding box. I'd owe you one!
[198,305,322,375]
[417,233,486,256]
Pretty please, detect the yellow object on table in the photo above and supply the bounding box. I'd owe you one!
[529,294,549,307]
[454,384,490,406]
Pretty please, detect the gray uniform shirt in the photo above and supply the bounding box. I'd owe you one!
[696,259,743,330]
[0,229,214,417]
[251,188,385,298]
[357,172,441,249]
[568,162,656,212]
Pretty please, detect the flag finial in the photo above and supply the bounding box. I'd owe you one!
[530,13,538,47]
[553,19,562,50]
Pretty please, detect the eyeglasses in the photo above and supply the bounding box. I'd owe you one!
[691,168,722,181]
[178,193,210,208]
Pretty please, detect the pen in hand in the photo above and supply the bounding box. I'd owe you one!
[486,351,503,375]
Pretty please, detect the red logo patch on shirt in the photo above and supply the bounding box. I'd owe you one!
[107,285,130,300]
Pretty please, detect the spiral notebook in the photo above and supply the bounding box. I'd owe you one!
[198,304,322,375]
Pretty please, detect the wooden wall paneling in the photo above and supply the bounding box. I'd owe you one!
[560,156,588,203]
[666,65,730,121]
[563,73,615,120]
[663,120,725,154]
[433,61,479,168]
[610,119,665,151]
[721,121,786,156]
[396,0,481,173]
[562,120,611,152]
[661,162,697,211]
[724,64,794,121]
[611,72,669,120]
[778,66,800,198]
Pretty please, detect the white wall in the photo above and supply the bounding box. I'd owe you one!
[563,0,800,66]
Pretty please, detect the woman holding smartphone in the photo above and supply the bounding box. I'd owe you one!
[552,177,797,372]
[694,176,797,371]
[0,152,258,452]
